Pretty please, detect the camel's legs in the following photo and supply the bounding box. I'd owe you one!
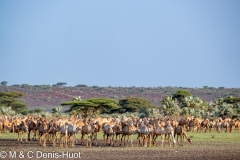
[161,134,165,147]
[103,134,106,145]
[129,135,133,147]
[120,134,124,146]
[153,134,159,147]
[81,133,85,145]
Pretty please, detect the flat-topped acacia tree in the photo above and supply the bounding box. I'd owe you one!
[61,98,120,118]
[0,91,29,115]
[118,97,159,113]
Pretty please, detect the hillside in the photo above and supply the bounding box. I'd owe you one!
[0,85,240,110]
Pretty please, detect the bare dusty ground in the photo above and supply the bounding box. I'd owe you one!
[0,139,240,160]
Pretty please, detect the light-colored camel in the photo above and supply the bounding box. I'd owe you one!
[152,120,176,147]
[3,118,11,132]
[216,118,223,133]
[67,123,82,147]
[59,123,69,147]
[209,120,216,132]
[102,122,116,146]
[174,125,192,147]
[221,118,230,132]
[120,119,139,147]
[136,121,150,147]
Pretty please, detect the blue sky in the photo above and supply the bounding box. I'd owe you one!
[1,1,240,88]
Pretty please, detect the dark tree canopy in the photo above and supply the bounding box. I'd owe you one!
[0,91,28,115]
[61,98,120,117]
[1,81,7,86]
[223,97,240,104]
[172,90,192,103]
[118,97,159,113]
[56,82,67,86]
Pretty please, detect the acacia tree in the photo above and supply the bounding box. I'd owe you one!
[1,81,7,86]
[61,98,120,118]
[172,90,192,104]
[0,92,29,115]
[118,97,159,113]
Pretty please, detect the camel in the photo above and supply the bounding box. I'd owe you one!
[17,121,29,142]
[46,120,59,147]
[209,120,216,132]
[0,121,2,137]
[178,117,191,128]
[236,120,240,133]
[152,119,176,147]
[2,118,11,132]
[136,121,149,147]
[80,120,97,147]
[170,118,179,129]
[221,118,230,132]
[10,117,22,133]
[59,123,69,147]
[136,120,154,147]
[216,118,223,133]
[174,125,192,147]
[229,118,238,132]
[200,118,210,132]
[112,123,123,146]
[188,118,201,132]
[120,119,139,147]
[38,119,49,147]
[91,121,100,146]
[27,117,39,141]
[102,122,116,146]
[67,123,82,147]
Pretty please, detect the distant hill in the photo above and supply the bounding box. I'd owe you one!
[0,85,240,109]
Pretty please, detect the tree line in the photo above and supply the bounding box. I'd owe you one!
[1,90,240,119]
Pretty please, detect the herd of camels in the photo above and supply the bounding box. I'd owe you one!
[0,115,239,148]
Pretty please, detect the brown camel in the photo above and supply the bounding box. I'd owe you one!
[174,125,192,147]
[17,121,29,142]
[38,119,49,147]
[81,120,97,147]
[200,118,210,132]
[27,117,39,141]
[229,118,238,132]
[112,123,123,146]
